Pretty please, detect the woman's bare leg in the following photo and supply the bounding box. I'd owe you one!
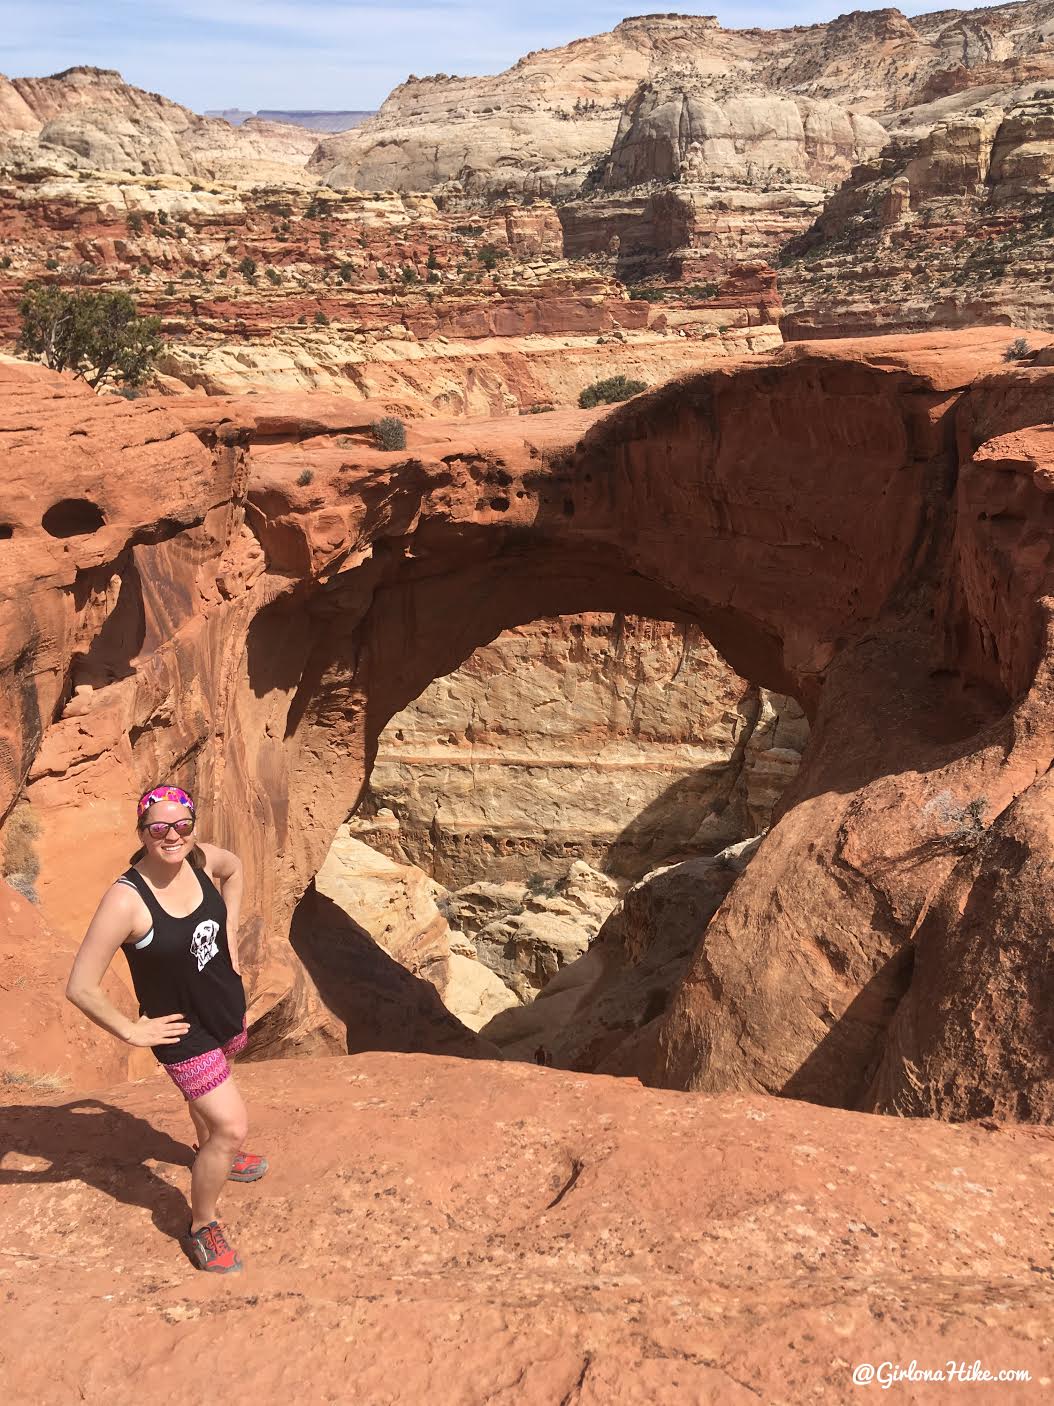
[188,1100,210,1150]
[188,1077,248,1232]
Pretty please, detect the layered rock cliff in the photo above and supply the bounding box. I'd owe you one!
[0,66,316,183]
[312,7,1054,198]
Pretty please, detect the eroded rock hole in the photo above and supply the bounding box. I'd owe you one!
[42,498,106,538]
[0,524,13,540]
[292,613,808,1077]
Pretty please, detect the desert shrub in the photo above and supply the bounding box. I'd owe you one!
[314,309,329,325]
[3,802,40,903]
[682,282,719,300]
[454,223,484,236]
[0,255,10,270]
[426,250,439,270]
[44,258,59,271]
[339,262,356,283]
[525,402,555,414]
[296,469,314,486]
[2,1070,66,1091]
[372,416,407,451]
[401,266,419,284]
[18,286,163,388]
[238,256,257,282]
[578,374,647,408]
[127,211,144,234]
[156,209,169,225]
[478,244,503,269]
[1004,337,1032,362]
[628,286,665,302]
[427,270,440,284]
[265,266,282,285]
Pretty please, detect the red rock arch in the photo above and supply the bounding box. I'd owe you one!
[5,334,1054,1118]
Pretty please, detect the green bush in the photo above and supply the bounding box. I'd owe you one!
[578,375,647,409]
[339,262,356,283]
[0,255,12,270]
[1003,337,1032,362]
[478,244,502,270]
[296,469,314,486]
[628,286,665,302]
[238,256,257,282]
[265,267,282,285]
[18,285,163,388]
[314,309,329,326]
[682,282,719,300]
[372,416,407,451]
[401,267,419,284]
[127,211,144,234]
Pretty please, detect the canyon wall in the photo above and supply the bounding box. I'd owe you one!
[366,613,806,888]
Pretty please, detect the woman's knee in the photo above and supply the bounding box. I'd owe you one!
[192,1080,248,1145]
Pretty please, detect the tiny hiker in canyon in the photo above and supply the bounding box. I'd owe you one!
[65,784,266,1274]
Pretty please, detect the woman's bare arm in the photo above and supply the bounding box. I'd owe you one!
[201,843,245,973]
[66,886,190,1047]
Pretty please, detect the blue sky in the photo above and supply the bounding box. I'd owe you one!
[4,2,941,112]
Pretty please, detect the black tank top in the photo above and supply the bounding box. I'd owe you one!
[118,864,246,1065]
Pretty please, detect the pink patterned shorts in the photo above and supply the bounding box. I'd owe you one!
[162,1024,248,1102]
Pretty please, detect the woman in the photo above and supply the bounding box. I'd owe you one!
[66,784,267,1274]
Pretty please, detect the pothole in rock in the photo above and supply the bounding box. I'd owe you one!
[298,612,809,1075]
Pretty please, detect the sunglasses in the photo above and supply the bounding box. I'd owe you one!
[141,818,195,839]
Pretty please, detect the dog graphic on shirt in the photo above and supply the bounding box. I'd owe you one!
[190,919,220,973]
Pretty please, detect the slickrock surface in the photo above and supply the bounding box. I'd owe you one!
[1,1053,1052,1404]
[368,614,806,888]
[8,330,1054,1121]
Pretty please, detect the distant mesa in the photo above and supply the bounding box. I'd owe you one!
[206,107,374,132]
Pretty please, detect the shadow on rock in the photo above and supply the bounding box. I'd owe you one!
[246,885,501,1063]
[0,1097,192,1241]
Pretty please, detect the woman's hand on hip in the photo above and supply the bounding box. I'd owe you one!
[126,1014,191,1047]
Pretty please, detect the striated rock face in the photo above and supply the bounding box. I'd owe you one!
[3,1053,1054,1402]
[367,613,806,888]
[10,330,1054,1122]
[781,93,1054,336]
[0,66,316,183]
[602,82,886,190]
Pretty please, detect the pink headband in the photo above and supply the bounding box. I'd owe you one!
[137,786,195,820]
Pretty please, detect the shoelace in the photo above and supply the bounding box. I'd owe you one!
[201,1223,232,1261]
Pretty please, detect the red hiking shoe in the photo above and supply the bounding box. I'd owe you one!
[229,1150,268,1183]
[183,1220,242,1274]
[191,1145,269,1182]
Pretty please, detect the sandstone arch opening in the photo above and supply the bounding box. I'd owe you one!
[268,608,809,1076]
